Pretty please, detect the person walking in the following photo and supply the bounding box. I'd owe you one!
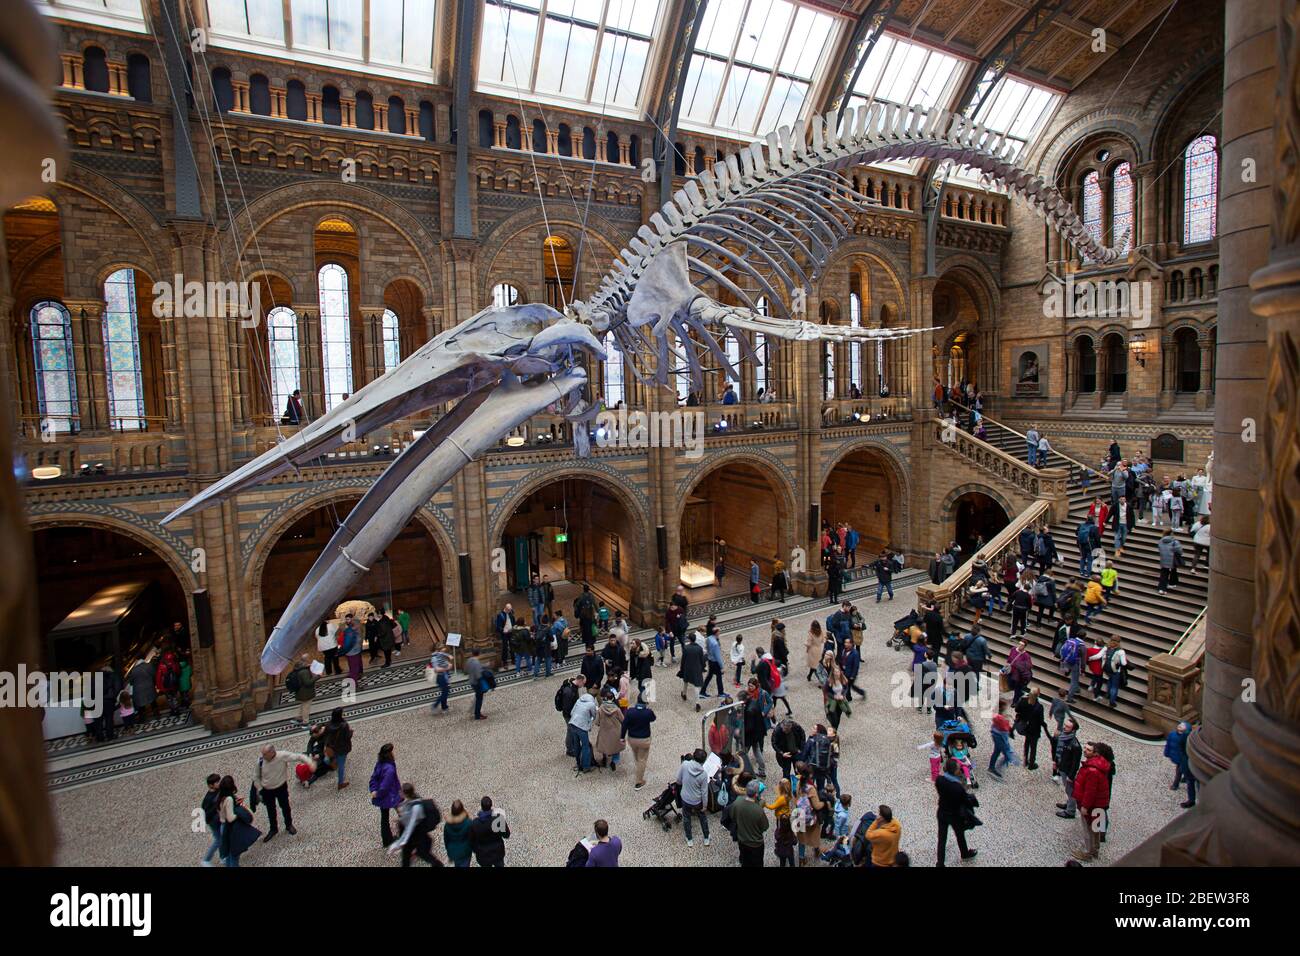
[749,559,762,604]
[1009,583,1031,637]
[1054,717,1083,818]
[987,706,1017,779]
[285,653,317,726]
[442,800,473,867]
[730,634,746,688]
[804,620,825,682]
[771,556,788,603]
[465,649,488,721]
[199,773,223,866]
[704,628,726,698]
[469,796,511,867]
[679,633,706,711]
[216,775,259,867]
[841,639,865,700]
[872,551,896,602]
[1014,688,1050,770]
[622,694,655,791]
[678,749,712,847]
[1190,517,1211,572]
[741,680,769,778]
[1100,637,1129,708]
[1025,425,1040,465]
[771,716,806,780]
[254,743,310,842]
[732,780,770,867]
[591,688,626,772]
[526,574,546,630]
[368,743,403,847]
[323,707,353,790]
[935,758,978,866]
[340,614,363,685]
[387,783,443,867]
[1006,638,1033,705]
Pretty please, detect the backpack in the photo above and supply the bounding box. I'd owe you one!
[554,684,568,712]
[482,669,498,690]
[411,799,440,837]
[160,664,178,692]
[765,659,782,692]
[565,841,590,868]
[1060,638,1081,667]
[809,734,833,771]
[285,668,301,693]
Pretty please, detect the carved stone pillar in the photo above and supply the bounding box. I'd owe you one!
[1191,0,1275,780]
[65,299,108,432]
[107,60,129,96]
[60,53,83,89]
[1196,335,1214,409]
[405,107,419,136]
[341,97,356,127]
[270,87,287,118]
[493,120,506,148]
[1137,161,1159,253]
[306,92,322,123]
[230,79,249,113]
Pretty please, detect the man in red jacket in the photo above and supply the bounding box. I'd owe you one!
[1072,742,1112,861]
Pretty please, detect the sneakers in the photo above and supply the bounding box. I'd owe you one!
[703,837,711,847]
[1180,800,1196,809]
[959,850,977,861]
[686,838,694,847]
[634,782,645,791]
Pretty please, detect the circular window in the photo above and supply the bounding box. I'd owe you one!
[1096,149,1111,163]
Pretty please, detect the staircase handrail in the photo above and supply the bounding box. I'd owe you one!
[932,417,1070,502]
[949,400,1094,476]
[1169,606,1207,659]
[915,498,1051,620]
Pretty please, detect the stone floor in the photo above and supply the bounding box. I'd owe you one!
[50,581,1188,867]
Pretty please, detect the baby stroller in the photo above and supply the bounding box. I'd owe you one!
[889,610,921,651]
[643,781,682,831]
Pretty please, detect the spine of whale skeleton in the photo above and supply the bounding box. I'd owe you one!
[162,99,1127,675]
[573,100,1127,392]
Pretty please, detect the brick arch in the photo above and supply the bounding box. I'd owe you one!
[242,483,462,660]
[57,167,171,297]
[1031,109,1148,181]
[940,482,1016,523]
[217,182,439,297]
[819,437,912,553]
[25,507,198,594]
[820,240,910,319]
[485,462,654,612]
[675,448,798,541]
[476,207,628,306]
[246,266,301,304]
[936,255,1001,320]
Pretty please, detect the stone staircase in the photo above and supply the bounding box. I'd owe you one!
[937,412,1207,738]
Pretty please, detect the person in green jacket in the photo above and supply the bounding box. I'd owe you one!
[442,799,473,867]
[396,609,411,649]
[178,656,193,708]
[731,780,770,867]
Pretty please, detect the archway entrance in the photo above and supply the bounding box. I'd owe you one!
[951,492,1010,560]
[32,525,190,735]
[260,500,447,652]
[821,448,897,564]
[499,477,639,625]
[680,461,789,600]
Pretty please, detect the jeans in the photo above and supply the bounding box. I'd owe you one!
[1026,441,1036,464]
[1084,602,1103,624]
[1113,523,1129,552]
[876,579,894,601]
[704,661,725,696]
[1078,551,1092,577]
[988,730,1016,773]
[335,752,348,786]
[203,824,221,863]
[473,687,485,719]
[433,671,450,711]
[682,802,710,841]
[1061,774,1077,813]
[1066,660,1081,701]
[530,603,546,629]
[514,653,531,675]
[532,650,552,678]
[1107,671,1123,705]
[1185,771,1198,805]
[568,726,592,770]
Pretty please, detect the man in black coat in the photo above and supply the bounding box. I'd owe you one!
[468,796,510,867]
[678,634,706,711]
[935,758,978,866]
[601,634,627,676]
[771,717,806,780]
[579,647,605,691]
[923,603,945,661]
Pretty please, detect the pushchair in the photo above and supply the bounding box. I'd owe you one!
[643,781,682,831]
[888,610,921,651]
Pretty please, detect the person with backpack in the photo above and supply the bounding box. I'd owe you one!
[1100,637,1129,708]
[200,773,223,866]
[1157,528,1183,594]
[469,796,511,867]
[285,653,317,726]
[1054,717,1083,819]
[1009,584,1032,637]
[964,626,989,691]
[872,552,896,602]
[754,648,790,716]
[339,613,363,684]
[1058,627,1085,703]
[465,649,489,721]
[1075,518,1095,578]
[741,679,769,778]
[387,783,443,867]
[1005,638,1033,705]
[1032,569,1057,626]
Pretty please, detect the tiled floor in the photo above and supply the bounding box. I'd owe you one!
[49,581,1187,867]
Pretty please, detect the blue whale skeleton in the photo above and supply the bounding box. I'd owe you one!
[161,102,1125,674]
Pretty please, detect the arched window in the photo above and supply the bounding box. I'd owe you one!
[286,80,307,121]
[602,332,625,407]
[127,54,152,102]
[102,268,146,430]
[1111,162,1133,254]
[754,295,769,398]
[322,86,342,125]
[823,343,835,400]
[1183,135,1218,245]
[318,263,353,410]
[1076,337,1097,393]
[1174,328,1201,392]
[1081,170,1103,256]
[381,309,401,372]
[543,235,574,308]
[1104,332,1127,393]
[492,283,520,307]
[419,100,435,141]
[267,306,300,418]
[387,96,406,135]
[83,47,109,94]
[249,74,271,115]
[849,289,863,391]
[30,301,78,433]
[211,67,234,112]
[355,91,375,130]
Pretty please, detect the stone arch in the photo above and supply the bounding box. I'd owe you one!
[25,507,198,592]
[242,483,462,661]
[476,206,628,306]
[245,266,301,304]
[57,167,171,296]
[940,482,1016,521]
[935,254,1001,319]
[819,436,912,554]
[820,240,910,320]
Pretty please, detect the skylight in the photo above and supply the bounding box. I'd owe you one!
[679,0,840,140]
[477,0,663,117]
[39,0,147,33]
[203,0,437,81]
[946,71,1062,186]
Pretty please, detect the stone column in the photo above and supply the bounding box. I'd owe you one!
[60,53,83,90]
[230,80,249,113]
[1196,334,1215,409]
[1137,161,1159,253]
[1190,0,1275,780]
[64,299,108,433]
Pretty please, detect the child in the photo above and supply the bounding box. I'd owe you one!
[597,602,611,634]
[947,734,978,788]
[730,634,746,688]
[988,708,1017,778]
[653,626,668,665]
[117,688,135,729]
[920,732,945,781]
[820,793,853,863]
[774,814,796,867]
[1100,564,1119,602]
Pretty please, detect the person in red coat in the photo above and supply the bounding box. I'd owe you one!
[1071,742,1113,861]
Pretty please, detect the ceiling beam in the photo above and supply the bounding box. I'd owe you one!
[1064,0,1177,88]
[819,0,905,117]
[653,0,710,207]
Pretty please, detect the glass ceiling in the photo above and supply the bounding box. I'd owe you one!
[679,0,839,140]
[946,71,1062,186]
[39,0,147,32]
[478,0,663,117]
[203,0,437,80]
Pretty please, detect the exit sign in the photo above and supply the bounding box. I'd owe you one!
[555,532,568,543]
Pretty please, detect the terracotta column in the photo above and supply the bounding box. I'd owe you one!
[1137,161,1159,252]
[1190,0,1275,780]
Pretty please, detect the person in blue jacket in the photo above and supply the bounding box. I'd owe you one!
[841,641,864,700]
[1164,721,1197,809]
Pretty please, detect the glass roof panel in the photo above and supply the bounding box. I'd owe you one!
[678,0,841,140]
[39,0,148,32]
[477,0,664,119]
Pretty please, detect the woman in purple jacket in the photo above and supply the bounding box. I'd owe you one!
[368,743,403,847]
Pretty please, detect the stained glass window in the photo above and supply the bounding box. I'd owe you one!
[381,309,401,372]
[1111,162,1134,255]
[1183,135,1218,245]
[602,331,625,407]
[268,306,300,418]
[30,301,79,434]
[102,268,145,431]
[1081,170,1103,260]
[492,283,521,307]
[318,263,353,410]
